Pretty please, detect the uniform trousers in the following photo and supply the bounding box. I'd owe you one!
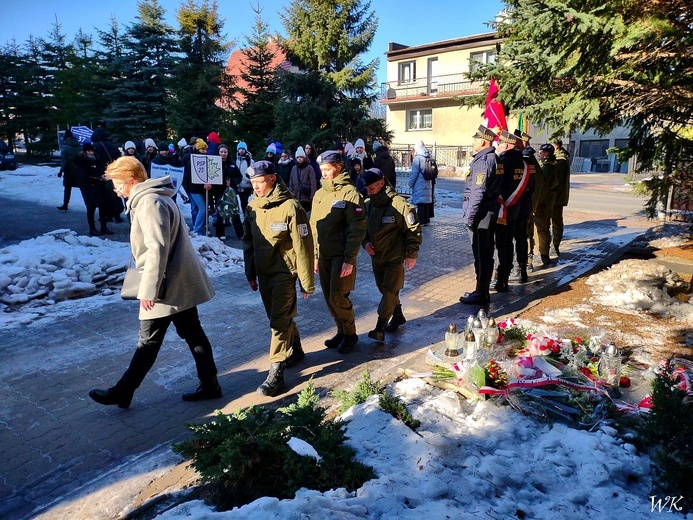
[371,260,405,321]
[113,306,217,397]
[551,203,565,249]
[534,192,557,256]
[318,255,357,335]
[468,210,497,296]
[494,218,517,282]
[514,212,530,267]
[258,274,298,363]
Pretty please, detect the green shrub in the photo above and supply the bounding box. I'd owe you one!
[636,360,693,514]
[332,369,420,430]
[173,380,375,510]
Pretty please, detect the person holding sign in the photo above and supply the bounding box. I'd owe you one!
[242,160,315,397]
[182,139,211,235]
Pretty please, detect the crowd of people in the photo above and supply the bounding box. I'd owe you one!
[72,125,567,404]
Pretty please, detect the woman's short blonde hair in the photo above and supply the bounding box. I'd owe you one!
[105,156,147,183]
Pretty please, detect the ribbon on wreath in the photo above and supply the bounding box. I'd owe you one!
[478,376,604,396]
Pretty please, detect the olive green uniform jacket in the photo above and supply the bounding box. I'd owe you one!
[554,148,571,207]
[242,179,314,294]
[363,186,421,263]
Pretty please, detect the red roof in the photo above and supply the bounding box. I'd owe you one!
[222,40,291,107]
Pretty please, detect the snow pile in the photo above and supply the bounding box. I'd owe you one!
[157,379,655,520]
[586,259,691,317]
[0,231,243,308]
[632,222,692,250]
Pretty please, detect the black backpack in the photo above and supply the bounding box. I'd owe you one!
[422,156,438,181]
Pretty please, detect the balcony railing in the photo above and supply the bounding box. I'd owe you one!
[380,74,482,102]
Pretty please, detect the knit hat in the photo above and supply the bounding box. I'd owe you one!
[247,160,275,178]
[344,142,355,157]
[218,143,229,153]
[372,141,382,152]
[207,131,221,144]
[237,141,248,151]
[333,140,344,151]
[354,138,365,150]
[195,138,208,151]
[317,150,342,164]
[168,143,175,152]
[266,143,277,154]
[82,143,95,152]
[157,140,169,151]
[295,146,306,158]
[145,138,157,149]
[362,168,384,186]
[123,141,136,151]
[351,157,362,167]
[177,138,187,147]
[274,142,283,155]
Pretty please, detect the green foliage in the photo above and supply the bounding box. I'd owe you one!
[379,393,421,431]
[636,361,693,513]
[174,381,375,511]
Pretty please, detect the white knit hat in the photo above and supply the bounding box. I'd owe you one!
[177,138,187,147]
[354,138,365,149]
[145,138,157,149]
[123,141,136,150]
[295,146,306,158]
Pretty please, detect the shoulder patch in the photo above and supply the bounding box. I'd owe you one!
[298,223,309,237]
[355,207,363,214]
[331,200,346,209]
[475,173,485,187]
[406,211,416,225]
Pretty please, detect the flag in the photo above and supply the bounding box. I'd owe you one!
[484,78,508,135]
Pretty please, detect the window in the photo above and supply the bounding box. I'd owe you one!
[407,108,432,131]
[470,50,497,73]
[398,61,416,84]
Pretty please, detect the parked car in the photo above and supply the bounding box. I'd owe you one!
[0,140,18,170]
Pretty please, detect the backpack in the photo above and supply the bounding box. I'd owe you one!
[422,156,438,181]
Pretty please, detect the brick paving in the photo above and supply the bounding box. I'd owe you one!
[0,183,651,519]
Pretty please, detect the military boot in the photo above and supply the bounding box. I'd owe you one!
[89,387,133,409]
[368,318,388,342]
[338,334,359,354]
[324,332,345,349]
[520,264,529,283]
[541,254,551,268]
[257,362,286,397]
[385,305,407,332]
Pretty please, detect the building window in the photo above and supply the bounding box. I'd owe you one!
[470,50,497,73]
[407,108,432,131]
[399,61,416,84]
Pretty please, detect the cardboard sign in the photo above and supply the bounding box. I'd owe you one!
[190,154,223,185]
[150,163,184,194]
[70,126,93,145]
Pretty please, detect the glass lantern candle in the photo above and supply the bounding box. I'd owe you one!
[464,330,477,362]
[445,323,460,357]
[472,317,484,351]
[599,342,622,386]
[484,317,499,347]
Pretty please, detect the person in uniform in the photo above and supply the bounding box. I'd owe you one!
[551,139,571,257]
[361,168,422,342]
[242,160,315,397]
[534,144,560,267]
[310,150,366,354]
[493,130,527,292]
[460,125,501,306]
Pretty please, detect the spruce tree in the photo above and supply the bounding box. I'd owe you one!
[169,0,229,141]
[277,0,390,149]
[470,0,693,217]
[0,40,23,144]
[231,5,280,156]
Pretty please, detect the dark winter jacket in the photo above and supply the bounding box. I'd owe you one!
[373,145,397,189]
[462,146,501,227]
[276,158,295,185]
[60,136,82,187]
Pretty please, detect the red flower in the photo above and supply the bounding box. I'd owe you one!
[574,337,583,345]
[619,377,631,388]
[579,367,595,380]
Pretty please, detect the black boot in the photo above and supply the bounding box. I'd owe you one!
[89,228,102,237]
[385,305,406,332]
[460,290,489,305]
[100,225,114,235]
[520,265,529,283]
[494,272,509,292]
[257,362,285,397]
[541,254,551,267]
[338,334,359,354]
[89,387,133,409]
[285,338,305,367]
[324,332,345,349]
[182,376,222,402]
[368,318,388,342]
[57,205,68,211]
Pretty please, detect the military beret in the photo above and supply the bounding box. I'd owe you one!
[246,160,275,178]
[472,125,497,142]
[539,143,555,154]
[317,150,343,164]
[362,168,384,186]
[499,130,520,145]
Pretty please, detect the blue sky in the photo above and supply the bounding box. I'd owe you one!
[2,0,504,83]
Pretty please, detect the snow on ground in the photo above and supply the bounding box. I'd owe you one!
[157,380,657,520]
[0,164,243,330]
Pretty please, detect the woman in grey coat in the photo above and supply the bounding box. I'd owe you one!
[408,141,432,225]
[89,157,221,409]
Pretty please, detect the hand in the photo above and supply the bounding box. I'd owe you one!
[314,258,319,274]
[365,242,375,256]
[404,257,417,270]
[302,291,311,299]
[140,299,156,311]
[248,279,258,291]
[340,262,354,278]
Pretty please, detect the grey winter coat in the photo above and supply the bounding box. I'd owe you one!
[408,147,432,204]
[127,176,215,320]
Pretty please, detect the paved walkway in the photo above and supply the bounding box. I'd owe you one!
[0,182,651,519]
